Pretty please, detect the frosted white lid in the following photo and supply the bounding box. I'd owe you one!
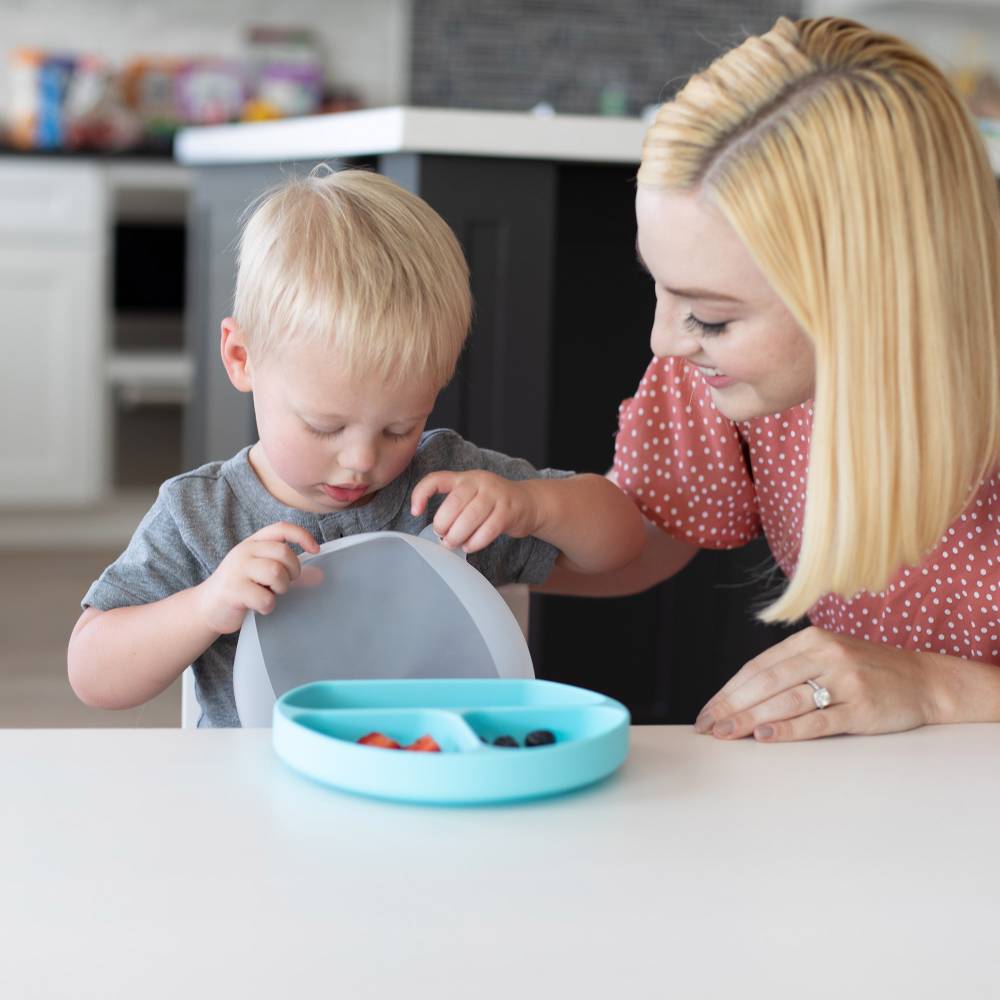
[232,531,534,726]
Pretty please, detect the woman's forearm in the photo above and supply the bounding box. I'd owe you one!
[925,648,1000,724]
[67,586,220,710]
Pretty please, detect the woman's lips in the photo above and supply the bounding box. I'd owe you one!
[322,483,368,503]
[693,364,737,389]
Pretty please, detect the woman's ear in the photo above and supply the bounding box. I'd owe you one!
[220,317,253,393]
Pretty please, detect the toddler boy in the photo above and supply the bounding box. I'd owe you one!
[68,169,644,726]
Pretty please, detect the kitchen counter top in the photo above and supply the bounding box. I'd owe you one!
[174,105,648,166]
[2,723,998,998]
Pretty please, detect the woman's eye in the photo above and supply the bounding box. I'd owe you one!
[684,313,729,336]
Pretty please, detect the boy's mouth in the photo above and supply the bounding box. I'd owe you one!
[322,483,369,503]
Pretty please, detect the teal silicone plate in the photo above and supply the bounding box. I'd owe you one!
[273,679,631,805]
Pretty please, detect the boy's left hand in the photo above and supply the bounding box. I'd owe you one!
[410,471,541,553]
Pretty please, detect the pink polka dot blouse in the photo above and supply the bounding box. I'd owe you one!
[613,356,1000,663]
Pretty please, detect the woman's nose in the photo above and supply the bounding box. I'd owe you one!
[650,302,699,359]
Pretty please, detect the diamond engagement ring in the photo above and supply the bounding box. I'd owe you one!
[806,678,832,709]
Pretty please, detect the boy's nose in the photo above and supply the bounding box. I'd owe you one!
[339,441,377,475]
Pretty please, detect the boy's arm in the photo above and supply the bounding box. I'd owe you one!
[520,473,646,573]
[68,521,319,711]
[68,590,221,710]
[535,514,700,596]
[412,468,647,576]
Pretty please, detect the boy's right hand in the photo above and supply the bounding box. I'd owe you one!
[195,522,321,635]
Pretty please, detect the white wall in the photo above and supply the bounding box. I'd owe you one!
[1,0,412,107]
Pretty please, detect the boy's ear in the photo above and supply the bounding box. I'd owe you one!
[220,317,253,393]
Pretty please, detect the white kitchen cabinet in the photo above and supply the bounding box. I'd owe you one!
[0,160,107,505]
[0,157,192,513]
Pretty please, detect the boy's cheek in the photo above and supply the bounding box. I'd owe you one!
[381,446,422,486]
[262,428,327,485]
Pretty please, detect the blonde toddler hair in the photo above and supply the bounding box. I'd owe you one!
[232,167,472,389]
[640,17,1000,622]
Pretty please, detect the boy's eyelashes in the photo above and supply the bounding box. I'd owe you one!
[302,422,416,441]
[684,313,729,337]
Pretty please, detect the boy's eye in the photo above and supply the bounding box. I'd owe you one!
[684,313,729,337]
[384,427,415,441]
[305,424,344,438]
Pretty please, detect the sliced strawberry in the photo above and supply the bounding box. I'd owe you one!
[404,734,441,752]
[357,731,401,749]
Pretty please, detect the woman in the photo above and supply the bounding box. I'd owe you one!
[543,16,1000,741]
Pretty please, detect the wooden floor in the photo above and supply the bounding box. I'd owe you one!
[0,549,180,728]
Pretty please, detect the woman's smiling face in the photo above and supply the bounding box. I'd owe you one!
[635,185,816,422]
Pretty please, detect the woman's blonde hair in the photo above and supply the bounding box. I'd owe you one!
[233,167,471,389]
[640,16,1000,622]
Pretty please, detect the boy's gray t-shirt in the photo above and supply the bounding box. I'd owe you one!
[82,429,572,727]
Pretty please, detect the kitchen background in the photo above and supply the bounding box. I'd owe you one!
[2,0,997,728]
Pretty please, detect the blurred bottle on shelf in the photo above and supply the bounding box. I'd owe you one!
[244,26,323,120]
[3,28,364,153]
[176,59,245,126]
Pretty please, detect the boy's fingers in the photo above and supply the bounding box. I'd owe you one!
[242,581,277,616]
[248,557,293,594]
[460,511,507,553]
[431,486,478,538]
[249,541,307,580]
[441,496,494,549]
[293,564,325,589]
[411,472,457,515]
[251,521,320,554]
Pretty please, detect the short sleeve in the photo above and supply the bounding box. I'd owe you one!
[82,492,206,611]
[612,355,761,548]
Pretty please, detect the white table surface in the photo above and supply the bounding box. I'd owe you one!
[174,105,648,166]
[2,724,998,999]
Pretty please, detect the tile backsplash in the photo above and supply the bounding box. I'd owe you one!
[410,0,801,116]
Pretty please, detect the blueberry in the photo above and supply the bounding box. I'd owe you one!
[525,729,556,747]
[493,735,519,748]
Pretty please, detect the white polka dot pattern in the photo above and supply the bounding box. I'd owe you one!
[613,355,1000,663]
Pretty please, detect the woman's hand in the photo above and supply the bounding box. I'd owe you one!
[694,626,947,742]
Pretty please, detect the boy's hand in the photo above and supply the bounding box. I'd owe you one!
[196,522,321,635]
[410,471,542,554]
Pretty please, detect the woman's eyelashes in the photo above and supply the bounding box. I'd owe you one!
[684,313,729,336]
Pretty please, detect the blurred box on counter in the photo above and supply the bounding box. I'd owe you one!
[244,26,323,121]
[2,25,362,153]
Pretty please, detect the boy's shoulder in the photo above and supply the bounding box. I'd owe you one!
[410,428,504,477]
[412,427,471,467]
[410,428,571,483]
[150,447,276,556]
[156,453,240,511]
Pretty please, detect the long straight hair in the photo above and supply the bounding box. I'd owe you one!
[640,16,1000,622]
